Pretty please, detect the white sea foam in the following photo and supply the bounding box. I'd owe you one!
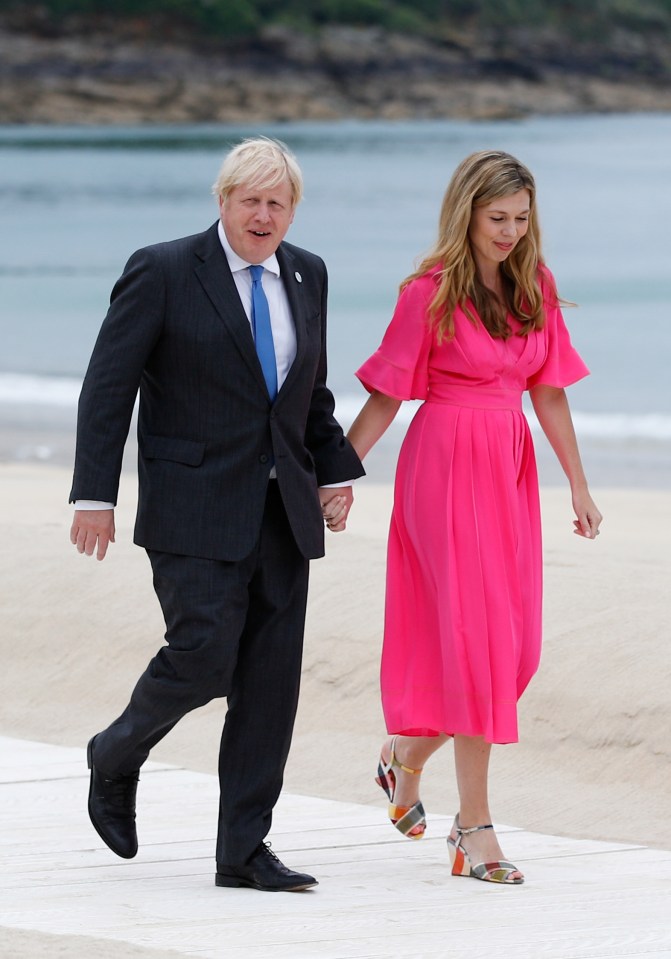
[332,394,671,444]
[1,374,670,444]
[567,412,671,442]
[0,373,82,407]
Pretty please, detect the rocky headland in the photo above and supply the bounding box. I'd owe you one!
[2,14,671,124]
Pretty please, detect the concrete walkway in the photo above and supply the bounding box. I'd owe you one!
[2,736,670,958]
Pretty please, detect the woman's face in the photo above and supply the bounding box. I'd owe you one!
[468,189,530,276]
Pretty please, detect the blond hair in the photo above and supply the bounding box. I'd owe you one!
[405,150,546,340]
[212,136,303,207]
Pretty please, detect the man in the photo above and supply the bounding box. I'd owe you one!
[69,137,364,892]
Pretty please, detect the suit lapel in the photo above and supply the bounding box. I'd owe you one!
[276,244,308,398]
[193,223,268,393]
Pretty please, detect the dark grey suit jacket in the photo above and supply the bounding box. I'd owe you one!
[70,222,364,561]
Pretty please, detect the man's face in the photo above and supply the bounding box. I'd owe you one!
[219,179,295,264]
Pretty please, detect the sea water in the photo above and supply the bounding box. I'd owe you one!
[1,115,670,485]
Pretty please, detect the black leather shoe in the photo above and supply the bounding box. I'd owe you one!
[87,735,139,859]
[215,842,318,892]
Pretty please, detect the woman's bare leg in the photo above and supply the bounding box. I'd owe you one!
[451,734,523,880]
[379,733,449,813]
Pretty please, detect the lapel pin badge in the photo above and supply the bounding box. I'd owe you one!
[294,271,302,283]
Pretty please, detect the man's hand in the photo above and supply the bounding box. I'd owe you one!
[319,486,353,533]
[70,509,116,561]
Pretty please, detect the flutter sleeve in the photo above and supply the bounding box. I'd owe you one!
[527,268,590,389]
[356,276,434,400]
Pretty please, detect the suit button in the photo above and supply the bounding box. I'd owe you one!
[259,454,269,464]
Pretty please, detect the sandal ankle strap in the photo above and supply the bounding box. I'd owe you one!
[456,822,493,836]
[454,814,493,837]
[389,736,424,776]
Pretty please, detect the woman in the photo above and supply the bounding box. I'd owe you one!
[346,150,602,885]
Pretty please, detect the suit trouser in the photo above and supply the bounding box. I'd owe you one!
[91,480,310,865]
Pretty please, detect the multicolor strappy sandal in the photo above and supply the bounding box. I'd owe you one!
[375,736,426,839]
[447,815,524,884]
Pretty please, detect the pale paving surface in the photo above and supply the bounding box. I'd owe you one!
[1,736,670,959]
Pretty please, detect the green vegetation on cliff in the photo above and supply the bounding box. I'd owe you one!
[7,0,671,40]
[3,0,671,123]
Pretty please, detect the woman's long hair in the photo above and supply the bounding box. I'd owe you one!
[403,150,547,340]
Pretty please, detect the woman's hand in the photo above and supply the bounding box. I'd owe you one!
[319,487,353,533]
[530,384,603,541]
[572,489,603,540]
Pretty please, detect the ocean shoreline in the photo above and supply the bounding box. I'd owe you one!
[3,402,670,489]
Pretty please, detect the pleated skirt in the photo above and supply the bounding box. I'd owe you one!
[381,399,543,745]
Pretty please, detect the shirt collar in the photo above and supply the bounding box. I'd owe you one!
[217,220,281,278]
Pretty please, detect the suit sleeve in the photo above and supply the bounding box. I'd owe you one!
[69,247,165,504]
[303,263,365,486]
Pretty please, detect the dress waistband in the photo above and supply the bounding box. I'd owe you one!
[425,385,523,411]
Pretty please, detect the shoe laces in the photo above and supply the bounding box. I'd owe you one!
[261,841,280,863]
[102,771,139,809]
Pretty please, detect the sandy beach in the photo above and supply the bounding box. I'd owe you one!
[2,461,670,955]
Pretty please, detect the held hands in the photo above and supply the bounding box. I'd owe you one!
[571,490,603,540]
[319,486,353,533]
[70,509,116,561]
[70,488,355,558]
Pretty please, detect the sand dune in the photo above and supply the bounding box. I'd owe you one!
[1,462,669,856]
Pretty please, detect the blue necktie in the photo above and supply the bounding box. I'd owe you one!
[249,265,278,401]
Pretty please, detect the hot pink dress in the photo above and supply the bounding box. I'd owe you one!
[356,266,588,744]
